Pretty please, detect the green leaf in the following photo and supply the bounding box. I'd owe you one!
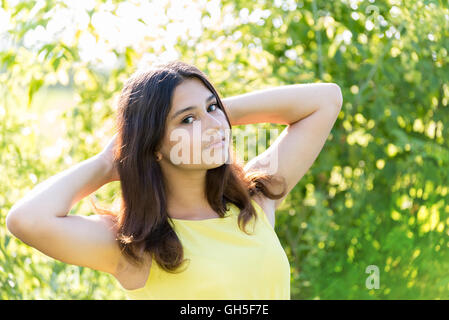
[28,77,44,109]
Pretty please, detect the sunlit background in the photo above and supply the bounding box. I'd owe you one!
[1,0,449,299]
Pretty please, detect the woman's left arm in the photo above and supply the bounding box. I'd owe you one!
[222,83,342,126]
[221,83,343,211]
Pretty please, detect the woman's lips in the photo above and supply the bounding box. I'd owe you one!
[205,137,225,149]
[208,141,224,149]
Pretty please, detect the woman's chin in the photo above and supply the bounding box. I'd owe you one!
[202,155,228,168]
[200,146,229,165]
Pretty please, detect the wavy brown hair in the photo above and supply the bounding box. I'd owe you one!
[89,60,287,273]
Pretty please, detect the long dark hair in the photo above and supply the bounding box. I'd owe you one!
[89,60,287,273]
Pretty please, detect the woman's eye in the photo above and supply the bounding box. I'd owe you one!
[181,103,218,124]
[209,103,218,112]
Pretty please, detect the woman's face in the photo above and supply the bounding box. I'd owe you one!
[157,78,231,169]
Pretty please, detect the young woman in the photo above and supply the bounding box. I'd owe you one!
[6,60,342,300]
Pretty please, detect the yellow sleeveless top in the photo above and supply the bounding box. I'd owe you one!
[122,199,291,300]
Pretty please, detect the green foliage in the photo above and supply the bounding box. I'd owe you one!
[1,0,448,299]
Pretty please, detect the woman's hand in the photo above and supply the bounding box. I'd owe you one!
[98,133,120,182]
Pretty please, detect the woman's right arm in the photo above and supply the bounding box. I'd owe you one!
[6,153,124,276]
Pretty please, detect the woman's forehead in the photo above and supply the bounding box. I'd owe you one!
[170,81,215,119]
[172,79,213,105]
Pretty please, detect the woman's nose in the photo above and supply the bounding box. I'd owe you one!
[204,112,222,131]
[202,116,223,142]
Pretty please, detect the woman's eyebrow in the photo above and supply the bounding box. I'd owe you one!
[170,94,216,120]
